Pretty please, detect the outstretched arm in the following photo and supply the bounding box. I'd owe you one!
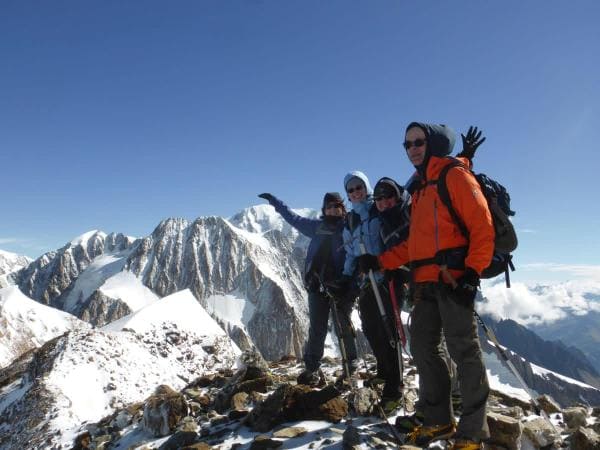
[258,193,319,237]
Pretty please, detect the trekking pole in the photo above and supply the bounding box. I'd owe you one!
[353,301,403,445]
[358,243,404,393]
[388,276,408,351]
[474,312,543,413]
[318,278,351,381]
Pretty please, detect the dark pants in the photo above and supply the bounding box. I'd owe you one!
[409,282,490,441]
[304,291,357,372]
[358,282,401,398]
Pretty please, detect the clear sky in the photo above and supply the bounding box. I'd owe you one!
[1,1,599,283]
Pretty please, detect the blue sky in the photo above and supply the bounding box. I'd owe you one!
[1,1,599,283]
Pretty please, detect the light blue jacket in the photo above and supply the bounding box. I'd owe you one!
[342,171,384,280]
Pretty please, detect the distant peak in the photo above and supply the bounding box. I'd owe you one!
[69,230,107,247]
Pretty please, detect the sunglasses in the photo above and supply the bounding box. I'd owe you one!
[374,193,396,201]
[325,203,343,209]
[403,138,427,150]
[346,185,364,194]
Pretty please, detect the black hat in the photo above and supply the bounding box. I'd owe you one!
[373,177,403,199]
[322,192,345,215]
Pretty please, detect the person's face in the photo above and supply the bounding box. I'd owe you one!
[324,203,344,217]
[375,195,398,212]
[404,127,428,167]
[346,180,367,203]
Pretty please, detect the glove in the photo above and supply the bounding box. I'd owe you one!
[258,193,275,203]
[357,254,380,273]
[457,126,486,161]
[453,267,480,309]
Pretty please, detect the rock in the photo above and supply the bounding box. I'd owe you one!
[249,434,283,449]
[158,431,199,450]
[537,395,561,414]
[487,411,523,450]
[273,426,307,438]
[231,392,249,410]
[143,385,189,437]
[246,384,347,432]
[564,407,589,430]
[569,427,600,450]
[353,387,378,416]
[181,443,213,450]
[113,409,133,429]
[342,425,361,449]
[488,405,524,420]
[592,407,600,418]
[522,417,560,448]
[72,432,91,449]
[318,396,348,422]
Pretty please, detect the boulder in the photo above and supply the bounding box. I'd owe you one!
[569,427,600,450]
[143,385,188,437]
[522,417,560,448]
[564,407,589,430]
[487,411,523,450]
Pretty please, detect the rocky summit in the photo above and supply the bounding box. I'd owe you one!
[7,348,599,450]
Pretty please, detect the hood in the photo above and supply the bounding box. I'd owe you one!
[406,122,456,173]
[343,171,373,195]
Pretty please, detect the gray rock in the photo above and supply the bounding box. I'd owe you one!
[564,407,589,430]
[522,417,560,448]
[569,427,600,450]
[342,425,361,449]
[158,431,199,450]
[272,426,308,438]
[353,387,378,416]
[487,411,523,450]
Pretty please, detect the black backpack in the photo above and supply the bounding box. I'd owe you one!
[437,158,518,287]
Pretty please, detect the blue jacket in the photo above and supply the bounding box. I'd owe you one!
[267,195,346,286]
[342,171,383,279]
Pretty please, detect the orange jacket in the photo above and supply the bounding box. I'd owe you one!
[379,156,494,283]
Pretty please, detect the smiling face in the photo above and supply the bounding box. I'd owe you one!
[404,126,428,167]
[346,178,367,203]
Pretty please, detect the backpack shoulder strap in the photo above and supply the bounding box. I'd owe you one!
[437,158,470,240]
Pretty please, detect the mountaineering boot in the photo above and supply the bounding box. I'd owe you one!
[296,369,322,386]
[394,411,424,433]
[449,438,483,450]
[406,422,456,446]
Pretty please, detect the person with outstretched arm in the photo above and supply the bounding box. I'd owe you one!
[258,192,357,385]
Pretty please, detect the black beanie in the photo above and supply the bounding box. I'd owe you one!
[322,192,344,215]
[374,177,403,199]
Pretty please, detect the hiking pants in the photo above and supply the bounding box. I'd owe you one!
[304,291,357,372]
[358,283,401,398]
[409,282,490,441]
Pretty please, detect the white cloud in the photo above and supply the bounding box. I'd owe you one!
[0,238,18,245]
[479,278,600,326]
[521,263,600,282]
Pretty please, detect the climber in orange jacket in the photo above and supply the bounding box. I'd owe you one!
[357,122,494,450]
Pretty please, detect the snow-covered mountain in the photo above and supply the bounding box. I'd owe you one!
[0,289,240,449]
[12,206,313,361]
[16,230,136,310]
[0,286,89,369]
[0,249,31,287]
[480,280,600,374]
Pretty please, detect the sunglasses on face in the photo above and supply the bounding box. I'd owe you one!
[346,185,364,194]
[403,138,427,150]
[374,193,396,201]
